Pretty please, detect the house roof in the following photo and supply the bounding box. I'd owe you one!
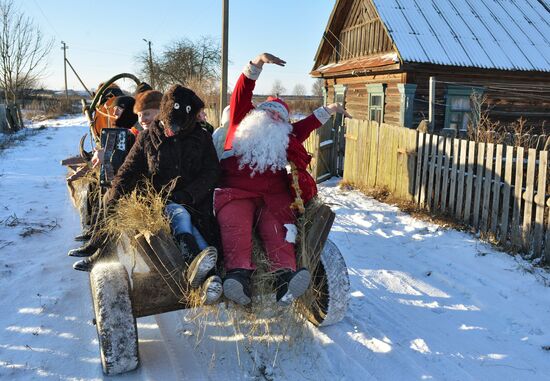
[372,0,550,72]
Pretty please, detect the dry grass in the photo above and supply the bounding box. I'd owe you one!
[182,198,327,368]
[339,180,470,232]
[102,181,171,238]
[467,92,537,148]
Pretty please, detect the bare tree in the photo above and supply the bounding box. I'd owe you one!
[311,78,324,97]
[292,83,306,96]
[0,0,53,104]
[135,36,221,94]
[271,79,286,96]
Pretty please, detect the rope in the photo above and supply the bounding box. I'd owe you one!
[289,161,305,214]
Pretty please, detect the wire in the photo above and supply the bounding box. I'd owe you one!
[31,0,61,40]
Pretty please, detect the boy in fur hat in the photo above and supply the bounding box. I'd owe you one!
[217,53,350,306]
[133,89,162,132]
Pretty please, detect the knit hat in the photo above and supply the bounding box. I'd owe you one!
[134,90,163,113]
[257,96,290,121]
[135,82,153,95]
[112,96,138,128]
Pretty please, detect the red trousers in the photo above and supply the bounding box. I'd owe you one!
[215,188,297,272]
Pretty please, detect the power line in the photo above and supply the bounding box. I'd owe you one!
[31,0,60,40]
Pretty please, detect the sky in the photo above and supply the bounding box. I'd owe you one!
[18,0,336,95]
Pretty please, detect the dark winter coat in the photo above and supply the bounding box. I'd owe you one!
[106,120,221,245]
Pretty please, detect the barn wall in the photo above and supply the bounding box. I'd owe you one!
[323,73,406,123]
[409,66,550,131]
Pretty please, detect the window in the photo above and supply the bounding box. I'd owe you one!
[366,84,385,124]
[444,85,484,132]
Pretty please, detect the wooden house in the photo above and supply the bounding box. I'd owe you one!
[311,0,550,133]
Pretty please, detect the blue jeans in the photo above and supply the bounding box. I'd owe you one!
[164,202,208,250]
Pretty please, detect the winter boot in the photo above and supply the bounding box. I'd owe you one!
[200,275,223,305]
[73,257,95,272]
[223,269,253,306]
[175,233,201,262]
[68,242,99,257]
[274,268,311,306]
[74,228,92,242]
[186,246,218,289]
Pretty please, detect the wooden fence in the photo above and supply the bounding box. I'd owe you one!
[343,119,550,261]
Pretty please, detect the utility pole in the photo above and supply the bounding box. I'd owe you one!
[61,41,68,100]
[220,0,229,122]
[143,39,154,88]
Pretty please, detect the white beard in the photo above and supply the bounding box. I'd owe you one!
[232,109,292,176]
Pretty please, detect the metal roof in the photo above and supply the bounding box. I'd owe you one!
[372,0,550,72]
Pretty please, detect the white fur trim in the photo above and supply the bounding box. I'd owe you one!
[284,224,297,243]
[257,101,289,122]
[313,106,332,124]
[243,62,262,80]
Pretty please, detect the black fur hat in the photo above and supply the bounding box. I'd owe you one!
[135,82,153,95]
[159,85,205,136]
[113,96,138,128]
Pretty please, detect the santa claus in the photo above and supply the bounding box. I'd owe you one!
[216,53,350,306]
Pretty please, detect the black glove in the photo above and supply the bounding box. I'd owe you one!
[170,190,193,205]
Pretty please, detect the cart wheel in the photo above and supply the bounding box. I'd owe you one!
[90,262,139,375]
[305,239,350,327]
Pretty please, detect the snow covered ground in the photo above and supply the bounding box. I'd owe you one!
[1,115,549,380]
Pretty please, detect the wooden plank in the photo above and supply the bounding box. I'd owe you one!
[433,135,445,209]
[361,121,370,189]
[426,134,438,210]
[463,141,476,224]
[134,233,183,298]
[473,143,486,229]
[500,146,514,245]
[533,150,547,257]
[394,128,405,198]
[448,138,460,213]
[61,155,87,166]
[343,120,356,185]
[376,123,386,188]
[415,132,425,204]
[521,148,537,252]
[545,196,550,263]
[369,122,380,188]
[455,139,468,220]
[511,147,525,250]
[481,143,495,233]
[408,130,419,200]
[490,144,504,235]
[440,137,452,212]
[419,133,432,207]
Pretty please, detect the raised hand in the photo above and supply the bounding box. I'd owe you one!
[251,53,286,68]
[326,103,352,119]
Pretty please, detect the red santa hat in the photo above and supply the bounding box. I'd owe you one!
[257,96,290,121]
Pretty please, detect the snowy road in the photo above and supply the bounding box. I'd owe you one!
[1,116,549,380]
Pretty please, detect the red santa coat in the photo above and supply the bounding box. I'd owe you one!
[220,70,323,206]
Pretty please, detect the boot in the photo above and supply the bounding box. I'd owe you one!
[74,228,92,242]
[175,233,200,261]
[223,269,253,306]
[68,242,99,257]
[73,257,95,272]
[274,268,311,306]
[200,275,223,305]
[186,246,218,289]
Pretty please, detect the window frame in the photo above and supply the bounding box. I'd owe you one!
[366,83,386,125]
[444,85,484,132]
